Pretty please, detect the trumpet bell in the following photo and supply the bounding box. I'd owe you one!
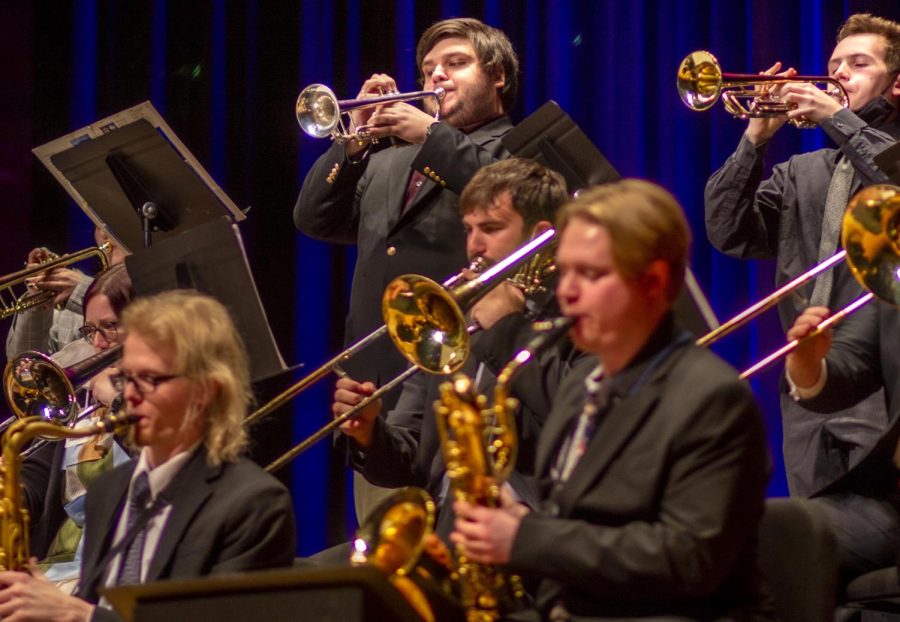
[842,184,900,306]
[677,50,723,111]
[296,84,340,139]
[3,351,76,425]
[383,275,470,375]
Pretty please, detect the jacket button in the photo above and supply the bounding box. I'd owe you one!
[386,246,397,256]
[543,500,560,517]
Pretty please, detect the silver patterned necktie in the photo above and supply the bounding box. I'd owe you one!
[116,471,151,585]
[809,155,853,307]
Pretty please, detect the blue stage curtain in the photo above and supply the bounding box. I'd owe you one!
[3,0,899,555]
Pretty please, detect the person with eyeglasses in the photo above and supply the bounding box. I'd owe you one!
[17,264,135,593]
[6,226,128,361]
[0,290,297,622]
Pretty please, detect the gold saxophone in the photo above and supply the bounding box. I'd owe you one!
[0,410,137,571]
[434,317,575,622]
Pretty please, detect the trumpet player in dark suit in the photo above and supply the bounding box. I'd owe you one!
[294,16,519,522]
[331,158,574,537]
[0,291,296,622]
[453,180,773,621]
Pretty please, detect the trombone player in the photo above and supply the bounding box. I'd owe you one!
[331,158,573,537]
[294,17,519,521]
[785,300,900,586]
[705,15,900,499]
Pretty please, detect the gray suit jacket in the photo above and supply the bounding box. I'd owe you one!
[801,301,900,498]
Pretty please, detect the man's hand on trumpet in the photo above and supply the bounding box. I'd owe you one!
[345,73,399,157]
[780,81,845,126]
[785,306,833,390]
[746,62,797,145]
[22,247,88,307]
[333,376,381,449]
[364,102,439,145]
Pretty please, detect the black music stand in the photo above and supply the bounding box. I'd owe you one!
[32,101,245,251]
[504,101,719,336]
[101,566,449,622]
[874,140,900,185]
[503,100,621,191]
[125,217,285,383]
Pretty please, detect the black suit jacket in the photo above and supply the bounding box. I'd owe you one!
[349,309,582,525]
[294,119,512,408]
[800,301,900,497]
[510,319,772,620]
[77,448,296,621]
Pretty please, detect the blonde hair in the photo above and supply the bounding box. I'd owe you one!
[557,179,691,301]
[120,290,251,465]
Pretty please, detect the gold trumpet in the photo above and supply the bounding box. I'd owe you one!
[296,83,445,143]
[699,184,900,377]
[0,243,111,321]
[261,229,559,472]
[677,50,848,129]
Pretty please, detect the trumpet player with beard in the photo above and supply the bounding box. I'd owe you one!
[453,180,773,621]
[294,17,519,522]
[330,158,576,542]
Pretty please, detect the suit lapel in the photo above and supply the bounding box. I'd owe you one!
[145,450,218,581]
[554,389,661,515]
[79,462,134,599]
[385,145,423,233]
[388,116,510,234]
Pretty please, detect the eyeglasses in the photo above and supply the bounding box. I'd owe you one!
[79,322,119,343]
[110,371,180,395]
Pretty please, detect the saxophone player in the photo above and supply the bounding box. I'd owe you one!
[452,180,774,621]
[0,291,296,622]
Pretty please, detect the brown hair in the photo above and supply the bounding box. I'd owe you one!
[83,264,134,317]
[415,17,519,111]
[837,13,900,74]
[459,158,568,229]
[557,180,691,302]
[121,290,251,466]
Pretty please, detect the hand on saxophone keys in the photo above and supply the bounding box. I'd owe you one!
[0,559,94,621]
[450,489,529,565]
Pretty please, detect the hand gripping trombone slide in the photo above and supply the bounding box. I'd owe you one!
[260,228,558,473]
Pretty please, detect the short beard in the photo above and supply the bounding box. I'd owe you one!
[426,72,501,128]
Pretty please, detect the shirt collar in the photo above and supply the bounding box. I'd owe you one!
[602,313,680,400]
[130,442,201,500]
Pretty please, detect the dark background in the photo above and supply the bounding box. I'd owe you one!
[2,0,899,555]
